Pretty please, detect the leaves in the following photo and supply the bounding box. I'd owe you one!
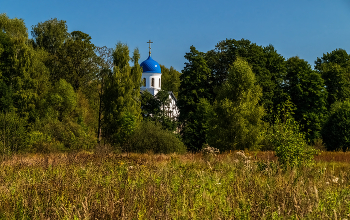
[177,46,213,151]
[101,42,142,147]
[208,58,265,151]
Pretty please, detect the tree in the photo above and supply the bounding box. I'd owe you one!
[0,14,51,121]
[177,46,212,151]
[160,65,181,97]
[207,58,265,151]
[0,15,99,152]
[102,42,142,147]
[95,46,114,143]
[315,49,350,108]
[45,79,77,121]
[206,39,287,123]
[284,56,327,141]
[322,101,350,151]
[31,18,68,55]
[140,90,177,131]
[58,31,98,90]
[141,90,161,119]
[31,19,98,91]
[31,18,68,84]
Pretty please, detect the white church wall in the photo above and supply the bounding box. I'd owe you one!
[141,72,161,95]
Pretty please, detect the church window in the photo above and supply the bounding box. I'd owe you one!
[151,78,154,87]
[143,78,146,87]
[159,78,161,87]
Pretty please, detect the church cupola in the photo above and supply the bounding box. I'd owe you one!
[140,40,162,95]
[140,56,161,73]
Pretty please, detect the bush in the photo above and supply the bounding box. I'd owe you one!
[128,120,186,154]
[265,114,318,168]
[0,111,27,154]
[31,118,96,152]
[322,101,350,151]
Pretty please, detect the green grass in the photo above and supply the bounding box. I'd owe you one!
[0,151,350,219]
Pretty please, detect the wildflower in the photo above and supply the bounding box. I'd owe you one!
[332,177,339,183]
[201,145,220,157]
[235,151,247,159]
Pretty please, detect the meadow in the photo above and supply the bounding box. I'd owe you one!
[0,149,350,219]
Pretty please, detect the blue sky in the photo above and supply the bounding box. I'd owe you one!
[2,0,350,71]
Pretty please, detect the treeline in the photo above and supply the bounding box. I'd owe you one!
[177,41,350,153]
[1,14,349,155]
[0,14,183,154]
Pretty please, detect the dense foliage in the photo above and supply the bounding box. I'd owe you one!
[128,120,186,154]
[1,13,349,157]
[322,101,350,151]
[0,14,179,154]
[207,58,265,151]
[177,46,212,151]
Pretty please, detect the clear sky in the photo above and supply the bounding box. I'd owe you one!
[2,0,350,71]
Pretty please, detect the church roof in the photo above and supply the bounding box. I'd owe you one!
[140,56,161,73]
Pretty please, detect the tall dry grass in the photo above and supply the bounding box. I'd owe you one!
[0,150,349,219]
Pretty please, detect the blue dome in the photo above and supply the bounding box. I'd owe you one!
[140,56,161,73]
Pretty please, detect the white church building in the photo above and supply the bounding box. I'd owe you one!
[140,41,179,119]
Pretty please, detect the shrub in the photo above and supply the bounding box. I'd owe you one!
[322,100,350,151]
[0,111,27,154]
[265,114,318,168]
[128,120,186,154]
[32,118,96,152]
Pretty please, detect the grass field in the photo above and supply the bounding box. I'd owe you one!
[1,150,350,219]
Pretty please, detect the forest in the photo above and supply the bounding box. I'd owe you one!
[1,13,350,159]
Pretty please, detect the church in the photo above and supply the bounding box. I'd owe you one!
[139,40,179,119]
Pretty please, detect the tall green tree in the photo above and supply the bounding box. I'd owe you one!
[0,14,50,121]
[102,42,142,146]
[177,46,212,151]
[284,57,327,141]
[58,31,98,90]
[206,39,287,122]
[31,19,98,91]
[207,58,265,151]
[95,46,114,142]
[31,18,68,84]
[31,18,68,55]
[315,49,350,107]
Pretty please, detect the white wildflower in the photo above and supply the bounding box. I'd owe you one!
[332,176,339,183]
